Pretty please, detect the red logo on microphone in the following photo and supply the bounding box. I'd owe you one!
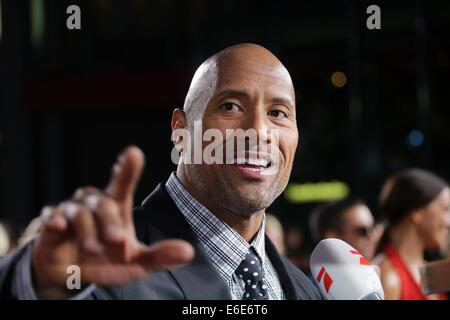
[350,250,370,265]
[316,266,333,293]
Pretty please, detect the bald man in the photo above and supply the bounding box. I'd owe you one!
[0,44,321,300]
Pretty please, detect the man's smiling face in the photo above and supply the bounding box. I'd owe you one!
[182,44,299,217]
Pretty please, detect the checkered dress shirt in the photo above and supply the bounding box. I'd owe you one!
[165,173,285,300]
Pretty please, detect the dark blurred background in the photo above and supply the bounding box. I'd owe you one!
[1,0,449,254]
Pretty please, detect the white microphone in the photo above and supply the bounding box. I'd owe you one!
[310,238,384,300]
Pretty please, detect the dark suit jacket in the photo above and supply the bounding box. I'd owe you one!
[0,182,322,300]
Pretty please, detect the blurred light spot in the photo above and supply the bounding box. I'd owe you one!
[331,71,347,88]
[30,0,45,50]
[285,181,350,203]
[408,129,424,147]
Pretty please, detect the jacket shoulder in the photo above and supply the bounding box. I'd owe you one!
[280,256,323,300]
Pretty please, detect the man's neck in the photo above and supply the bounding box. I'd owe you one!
[176,167,264,242]
[213,210,264,243]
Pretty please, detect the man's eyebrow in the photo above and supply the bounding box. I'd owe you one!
[269,97,295,110]
[215,89,295,111]
[215,89,250,100]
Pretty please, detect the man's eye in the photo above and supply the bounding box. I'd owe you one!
[268,109,288,119]
[220,102,241,112]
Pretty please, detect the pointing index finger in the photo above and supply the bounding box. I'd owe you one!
[105,146,145,223]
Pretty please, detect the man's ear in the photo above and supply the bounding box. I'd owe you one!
[171,108,187,131]
[171,108,189,155]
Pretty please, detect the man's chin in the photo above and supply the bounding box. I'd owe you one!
[217,171,282,212]
[231,180,274,197]
[226,187,274,212]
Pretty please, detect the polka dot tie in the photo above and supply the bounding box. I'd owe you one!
[235,248,268,300]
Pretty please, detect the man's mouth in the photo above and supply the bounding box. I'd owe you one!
[229,152,272,167]
[234,157,271,169]
[226,152,276,178]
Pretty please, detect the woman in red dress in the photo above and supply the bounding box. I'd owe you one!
[373,169,450,300]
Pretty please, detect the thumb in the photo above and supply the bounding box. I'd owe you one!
[105,145,145,206]
[135,240,195,271]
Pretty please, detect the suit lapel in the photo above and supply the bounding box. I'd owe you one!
[168,244,231,299]
[139,183,231,299]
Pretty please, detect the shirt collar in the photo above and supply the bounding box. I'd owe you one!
[165,172,266,282]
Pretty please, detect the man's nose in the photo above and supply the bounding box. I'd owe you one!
[241,106,271,144]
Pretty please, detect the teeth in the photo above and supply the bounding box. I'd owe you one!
[247,158,269,167]
[234,157,270,168]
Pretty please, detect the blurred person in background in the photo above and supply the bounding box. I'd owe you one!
[0,222,11,257]
[285,226,310,273]
[265,214,286,255]
[309,198,382,260]
[446,233,450,258]
[373,168,450,300]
